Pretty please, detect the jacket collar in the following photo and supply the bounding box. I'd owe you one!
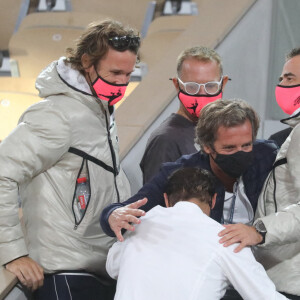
[280,107,300,127]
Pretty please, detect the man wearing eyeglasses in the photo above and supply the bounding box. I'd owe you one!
[140,46,229,184]
[0,19,140,299]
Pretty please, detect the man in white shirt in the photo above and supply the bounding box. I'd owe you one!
[106,167,286,300]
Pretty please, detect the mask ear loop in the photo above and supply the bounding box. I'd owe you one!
[87,72,99,98]
[209,146,218,163]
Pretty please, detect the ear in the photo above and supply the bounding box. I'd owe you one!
[81,53,93,71]
[211,193,217,209]
[163,193,170,208]
[172,77,180,92]
[221,75,229,91]
[203,145,213,155]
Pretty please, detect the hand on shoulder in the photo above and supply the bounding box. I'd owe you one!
[218,223,263,253]
[108,198,148,242]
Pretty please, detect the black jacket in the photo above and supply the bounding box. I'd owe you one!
[101,139,278,236]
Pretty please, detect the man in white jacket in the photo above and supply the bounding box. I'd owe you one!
[253,47,300,299]
[0,19,140,299]
[106,167,286,300]
[213,48,300,299]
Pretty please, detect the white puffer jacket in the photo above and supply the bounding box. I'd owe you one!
[0,58,131,284]
[254,108,300,296]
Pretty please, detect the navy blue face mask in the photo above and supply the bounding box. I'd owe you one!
[212,150,254,178]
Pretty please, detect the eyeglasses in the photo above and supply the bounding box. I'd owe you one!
[177,76,223,95]
[108,35,140,52]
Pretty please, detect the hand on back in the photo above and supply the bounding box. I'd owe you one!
[108,198,148,241]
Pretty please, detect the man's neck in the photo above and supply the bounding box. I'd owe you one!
[187,199,210,216]
[177,107,197,123]
[209,155,236,193]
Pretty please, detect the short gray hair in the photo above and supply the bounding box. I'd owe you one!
[177,46,223,77]
[195,99,260,151]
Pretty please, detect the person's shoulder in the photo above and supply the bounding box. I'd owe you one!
[253,139,278,154]
[269,127,292,139]
[131,206,168,232]
[202,213,224,232]
[196,214,227,247]
[19,97,71,125]
[161,151,205,171]
[171,151,208,167]
[269,127,292,148]
[150,114,191,136]
[145,114,179,144]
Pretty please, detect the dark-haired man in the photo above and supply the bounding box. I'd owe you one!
[106,167,286,300]
[0,19,140,299]
[267,48,300,148]
[253,47,300,299]
[101,99,278,247]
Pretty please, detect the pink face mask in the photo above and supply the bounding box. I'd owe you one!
[275,84,300,115]
[178,90,222,118]
[92,71,128,106]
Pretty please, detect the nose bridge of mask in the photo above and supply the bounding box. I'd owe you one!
[178,90,222,118]
[92,73,128,106]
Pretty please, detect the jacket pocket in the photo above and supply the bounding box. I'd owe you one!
[72,158,91,229]
[68,147,118,230]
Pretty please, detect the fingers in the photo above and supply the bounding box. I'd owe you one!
[114,218,138,242]
[122,209,145,221]
[14,269,28,287]
[115,229,124,242]
[218,224,245,247]
[220,232,240,247]
[30,263,44,290]
[128,198,148,211]
[218,224,260,251]
[109,199,148,241]
[218,224,237,242]
[218,224,234,237]
[234,242,246,253]
[6,257,44,291]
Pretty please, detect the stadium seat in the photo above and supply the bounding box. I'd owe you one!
[70,0,154,32]
[18,11,109,30]
[0,0,27,51]
[0,77,39,139]
[9,26,83,77]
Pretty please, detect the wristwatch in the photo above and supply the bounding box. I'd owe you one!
[254,220,267,245]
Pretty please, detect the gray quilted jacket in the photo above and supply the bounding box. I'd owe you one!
[254,109,300,296]
[0,58,130,284]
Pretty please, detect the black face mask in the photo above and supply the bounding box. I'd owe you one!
[212,150,254,178]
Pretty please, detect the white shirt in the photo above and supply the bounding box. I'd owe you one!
[106,202,286,300]
[223,177,254,225]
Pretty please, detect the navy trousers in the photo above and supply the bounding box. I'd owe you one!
[33,273,116,300]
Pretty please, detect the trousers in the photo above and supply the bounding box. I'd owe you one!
[33,273,116,300]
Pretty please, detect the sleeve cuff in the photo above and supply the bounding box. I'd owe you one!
[100,204,124,237]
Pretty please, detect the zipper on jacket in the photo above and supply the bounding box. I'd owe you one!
[104,110,120,203]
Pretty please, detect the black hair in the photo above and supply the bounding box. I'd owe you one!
[165,167,216,207]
